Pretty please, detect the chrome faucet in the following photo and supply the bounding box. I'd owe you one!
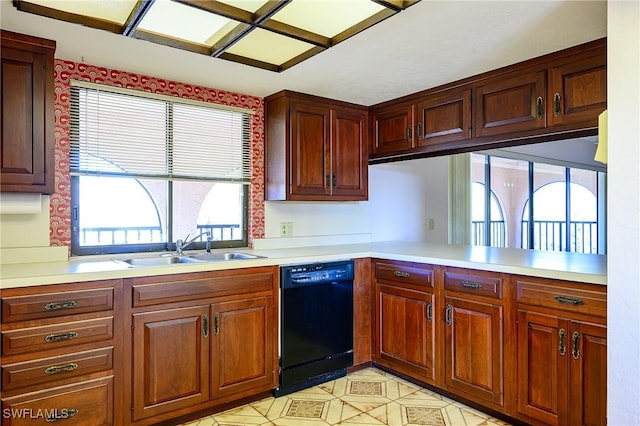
[175,231,212,255]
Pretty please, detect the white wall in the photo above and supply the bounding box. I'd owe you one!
[259,156,451,248]
[0,196,51,248]
[607,1,640,424]
[369,157,449,243]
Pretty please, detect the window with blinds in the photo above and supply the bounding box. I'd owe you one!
[69,82,251,255]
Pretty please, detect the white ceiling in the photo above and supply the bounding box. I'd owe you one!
[1,0,607,106]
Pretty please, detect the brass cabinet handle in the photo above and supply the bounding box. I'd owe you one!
[445,304,453,326]
[536,96,544,119]
[203,315,209,338]
[406,125,412,141]
[554,92,561,116]
[326,174,331,188]
[332,174,337,188]
[460,281,482,289]
[426,302,433,322]
[44,300,78,311]
[45,362,79,375]
[393,270,410,278]
[45,408,79,422]
[554,295,585,306]
[572,331,580,359]
[214,313,220,335]
[44,332,79,343]
[559,328,566,356]
[416,122,422,140]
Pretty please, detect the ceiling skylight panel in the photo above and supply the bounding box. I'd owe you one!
[225,28,315,66]
[27,0,137,24]
[271,0,387,38]
[138,1,235,46]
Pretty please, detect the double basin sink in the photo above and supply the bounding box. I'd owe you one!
[114,252,264,268]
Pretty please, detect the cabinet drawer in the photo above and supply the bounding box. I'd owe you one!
[2,317,113,357]
[1,377,113,426]
[2,347,113,392]
[2,288,114,323]
[131,269,275,307]
[444,270,502,299]
[375,261,433,288]
[516,280,606,317]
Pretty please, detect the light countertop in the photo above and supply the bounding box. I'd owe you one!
[0,241,606,289]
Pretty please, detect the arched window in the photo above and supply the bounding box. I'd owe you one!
[522,182,597,252]
[472,182,507,247]
[196,183,245,241]
[76,156,163,246]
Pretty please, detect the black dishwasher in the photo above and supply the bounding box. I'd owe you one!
[275,260,354,396]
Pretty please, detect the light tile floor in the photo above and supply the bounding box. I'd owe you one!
[183,368,512,426]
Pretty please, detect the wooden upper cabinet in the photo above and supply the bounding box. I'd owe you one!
[290,102,331,197]
[547,48,607,127]
[474,70,547,138]
[332,107,368,198]
[265,90,368,201]
[370,104,415,155]
[416,89,472,147]
[1,30,55,194]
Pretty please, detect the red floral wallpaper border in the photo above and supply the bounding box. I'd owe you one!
[51,59,265,248]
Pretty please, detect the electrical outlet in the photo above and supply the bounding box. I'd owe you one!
[428,218,435,230]
[280,222,293,237]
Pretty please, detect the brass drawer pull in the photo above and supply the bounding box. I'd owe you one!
[554,295,585,306]
[393,271,410,278]
[572,331,580,359]
[445,304,453,326]
[45,362,79,375]
[426,302,433,322]
[45,408,79,422]
[203,315,209,337]
[554,92,562,116]
[44,332,79,343]
[559,328,566,355]
[44,300,78,311]
[460,281,482,289]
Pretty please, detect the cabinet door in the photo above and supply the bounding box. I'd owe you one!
[331,108,367,199]
[371,104,415,155]
[290,102,330,198]
[444,296,503,406]
[548,52,606,127]
[569,321,607,426]
[132,306,210,420]
[1,44,54,193]
[416,89,471,147]
[474,71,546,138]
[211,296,275,398]
[517,309,568,426]
[375,284,436,383]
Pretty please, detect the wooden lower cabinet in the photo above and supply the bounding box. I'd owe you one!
[212,296,275,398]
[444,296,503,407]
[375,284,436,383]
[132,306,210,421]
[517,310,607,426]
[127,267,278,425]
[1,377,113,426]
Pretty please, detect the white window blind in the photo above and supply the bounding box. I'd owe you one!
[70,84,251,183]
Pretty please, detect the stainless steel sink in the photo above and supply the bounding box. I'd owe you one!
[186,252,265,261]
[114,256,205,267]
[114,252,264,267]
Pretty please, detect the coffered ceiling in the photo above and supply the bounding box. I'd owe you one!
[0,0,607,105]
[12,0,419,72]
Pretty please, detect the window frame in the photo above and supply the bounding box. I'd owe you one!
[69,83,251,256]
